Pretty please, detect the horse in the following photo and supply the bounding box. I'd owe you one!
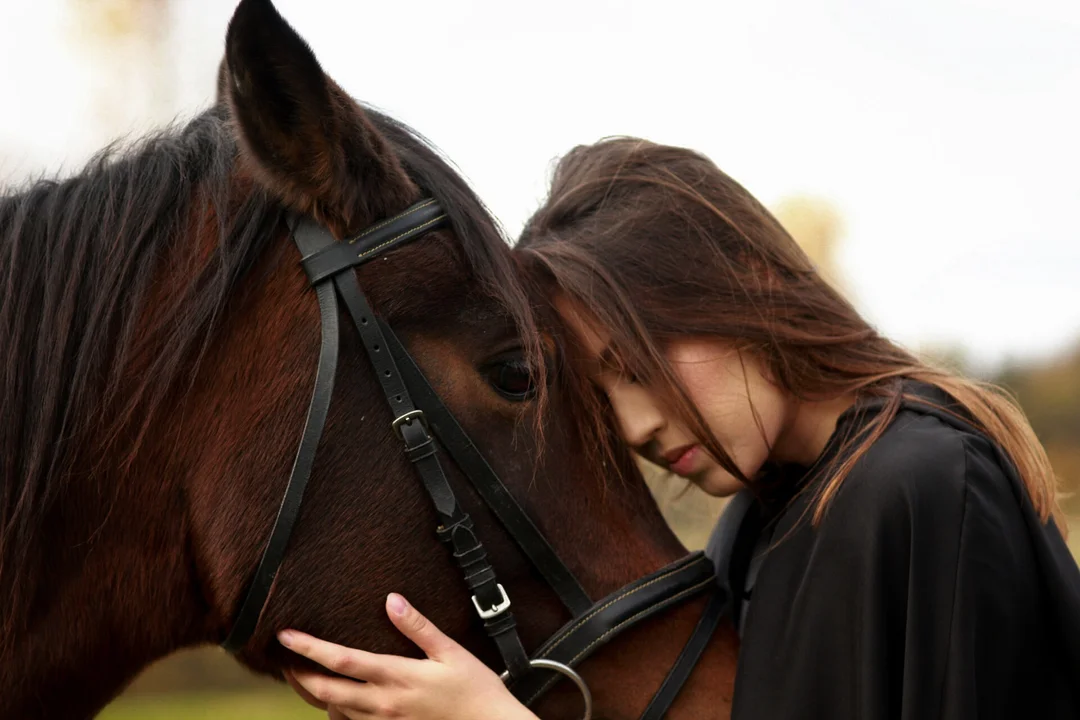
[0,1,738,717]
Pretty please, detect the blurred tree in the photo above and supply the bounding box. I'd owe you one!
[994,344,1080,515]
[772,195,848,297]
[916,342,977,376]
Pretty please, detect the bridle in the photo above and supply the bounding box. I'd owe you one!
[220,199,729,719]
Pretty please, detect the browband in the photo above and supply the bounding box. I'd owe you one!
[301,198,448,283]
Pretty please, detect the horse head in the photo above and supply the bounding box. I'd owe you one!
[0,1,738,717]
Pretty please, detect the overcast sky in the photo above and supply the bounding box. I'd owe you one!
[1,0,1077,370]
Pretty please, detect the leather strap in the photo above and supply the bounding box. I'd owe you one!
[330,266,419,435]
[509,552,718,706]
[639,588,729,720]
[309,210,532,681]
[384,326,594,618]
[302,199,448,283]
[221,218,341,653]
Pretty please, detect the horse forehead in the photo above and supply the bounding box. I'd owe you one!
[402,310,520,376]
[456,303,515,329]
[391,274,518,338]
[364,235,495,317]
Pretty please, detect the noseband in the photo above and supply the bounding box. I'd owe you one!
[222,199,728,719]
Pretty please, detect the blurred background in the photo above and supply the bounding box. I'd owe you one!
[1,0,1076,717]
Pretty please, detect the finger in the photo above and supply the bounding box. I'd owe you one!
[284,669,328,711]
[385,593,459,659]
[327,707,352,720]
[290,669,377,713]
[278,630,391,683]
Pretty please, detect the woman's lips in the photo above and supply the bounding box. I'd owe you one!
[666,445,701,476]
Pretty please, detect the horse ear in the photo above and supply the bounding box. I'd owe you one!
[222,0,416,236]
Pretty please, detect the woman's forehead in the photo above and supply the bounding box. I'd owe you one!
[553,295,609,358]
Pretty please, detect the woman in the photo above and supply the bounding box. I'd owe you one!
[278,138,1080,718]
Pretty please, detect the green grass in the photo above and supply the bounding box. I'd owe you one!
[99,689,323,720]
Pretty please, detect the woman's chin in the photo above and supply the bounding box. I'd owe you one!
[695,470,745,498]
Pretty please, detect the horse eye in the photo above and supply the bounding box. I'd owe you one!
[486,358,537,402]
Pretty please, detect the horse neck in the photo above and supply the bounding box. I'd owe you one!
[0,447,210,719]
[0,304,220,718]
[0,184,256,718]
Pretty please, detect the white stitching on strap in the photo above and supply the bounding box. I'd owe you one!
[537,561,698,658]
[347,198,438,245]
[355,215,447,261]
[569,578,715,666]
[524,576,716,705]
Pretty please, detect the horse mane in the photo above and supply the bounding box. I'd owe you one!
[0,101,536,605]
[0,105,279,599]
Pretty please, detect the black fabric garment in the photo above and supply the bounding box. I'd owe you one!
[728,381,1080,720]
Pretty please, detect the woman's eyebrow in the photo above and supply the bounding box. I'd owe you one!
[596,344,622,372]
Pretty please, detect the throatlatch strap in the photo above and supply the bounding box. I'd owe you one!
[639,589,728,720]
[221,219,341,653]
[509,552,718,706]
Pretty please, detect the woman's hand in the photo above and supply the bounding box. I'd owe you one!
[278,593,538,720]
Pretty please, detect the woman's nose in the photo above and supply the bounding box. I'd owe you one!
[610,385,666,449]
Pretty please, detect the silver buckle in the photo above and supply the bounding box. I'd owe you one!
[391,410,427,440]
[471,583,511,619]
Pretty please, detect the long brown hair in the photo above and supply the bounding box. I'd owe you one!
[517,136,1066,532]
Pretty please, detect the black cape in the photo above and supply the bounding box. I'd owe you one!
[707,382,1080,719]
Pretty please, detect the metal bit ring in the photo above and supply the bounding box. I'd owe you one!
[501,658,592,720]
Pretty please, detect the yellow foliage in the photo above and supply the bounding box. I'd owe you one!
[771,195,846,292]
[70,0,142,39]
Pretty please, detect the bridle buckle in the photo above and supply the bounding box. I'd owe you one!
[391,409,428,440]
[472,583,511,619]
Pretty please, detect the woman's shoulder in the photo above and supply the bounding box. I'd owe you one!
[847,408,971,497]
[814,402,1014,540]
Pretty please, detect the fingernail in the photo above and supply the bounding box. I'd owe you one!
[387,593,408,616]
[278,630,296,647]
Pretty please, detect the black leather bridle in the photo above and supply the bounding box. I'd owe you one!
[221,199,729,719]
